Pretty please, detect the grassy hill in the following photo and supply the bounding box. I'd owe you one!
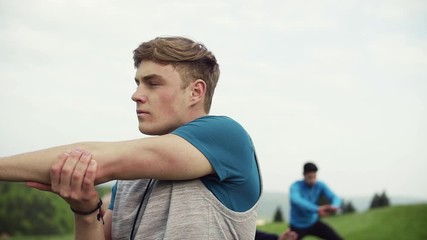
[257,191,427,222]
[257,203,427,240]
[7,203,427,240]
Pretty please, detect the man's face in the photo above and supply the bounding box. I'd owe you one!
[304,172,317,187]
[132,61,192,135]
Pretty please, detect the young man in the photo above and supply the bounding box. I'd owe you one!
[289,162,343,240]
[0,36,261,239]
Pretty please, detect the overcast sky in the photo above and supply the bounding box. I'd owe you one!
[1,0,426,200]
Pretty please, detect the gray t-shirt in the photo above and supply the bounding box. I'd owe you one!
[112,179,258,239]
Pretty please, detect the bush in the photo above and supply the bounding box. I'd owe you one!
[0,182,73,236]
[273,206,284,222]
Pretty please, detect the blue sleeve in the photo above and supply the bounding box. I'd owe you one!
[171,116,261,212]
[319,181,341,208]
[290,182,319,213]
[172,116,255,183]
[108,181,117,210]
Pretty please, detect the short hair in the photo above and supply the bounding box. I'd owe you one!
[133,36,220,113]
[303,162,318,174]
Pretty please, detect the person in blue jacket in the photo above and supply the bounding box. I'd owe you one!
[289,162,343,240]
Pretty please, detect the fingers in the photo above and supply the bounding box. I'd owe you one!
[59,150,84,197]
[318,206,329,217]
[50,152,69,194]
[70,151,92,193]
[68,156,100,212]
[48,148,99,210]
[50,149,97,198]
[329,207,338,213]
[82,160,97,192]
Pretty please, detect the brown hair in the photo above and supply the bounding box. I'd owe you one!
[133,36,220,113]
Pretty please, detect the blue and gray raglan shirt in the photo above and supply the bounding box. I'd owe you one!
[289,180,341,228]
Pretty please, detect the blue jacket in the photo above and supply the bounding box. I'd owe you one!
[289,180,341,228]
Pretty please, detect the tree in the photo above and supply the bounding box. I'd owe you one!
[273,206,284,223]
[378,191,390,207]
[370,191,390,209]
[341,200,356,214]
[370,193,380,209]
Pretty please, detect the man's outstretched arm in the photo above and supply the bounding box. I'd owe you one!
[289,183,319,213]
[0,134,214,184]
[0,143,82,184]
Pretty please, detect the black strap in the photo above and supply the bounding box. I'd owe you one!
[130,179,153,240]
[70,198,105,224]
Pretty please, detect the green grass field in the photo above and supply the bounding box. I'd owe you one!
[257,203,427,240]
[8,204,427,240]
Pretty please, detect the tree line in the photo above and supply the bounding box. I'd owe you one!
[0,182,73,235]
[0,182,110,236]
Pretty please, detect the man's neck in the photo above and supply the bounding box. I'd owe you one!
[184,109,208,124]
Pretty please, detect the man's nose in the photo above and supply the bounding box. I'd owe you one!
[131,87,148,103]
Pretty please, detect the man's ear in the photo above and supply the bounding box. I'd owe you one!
[190,79,206,104]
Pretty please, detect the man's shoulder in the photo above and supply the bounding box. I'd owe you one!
[290,180,304,188]
[180,115,248,136]
[314,181,328,189]
[315,180,327,186]
[193,115,241,126]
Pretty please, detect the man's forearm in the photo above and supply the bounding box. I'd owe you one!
[0,144,79,183]
[0,139,148,184]
[0,142,114,184]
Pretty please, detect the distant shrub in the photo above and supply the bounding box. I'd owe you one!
[0,182,73,235]
[370,191,390,209]
[273,206,284,222]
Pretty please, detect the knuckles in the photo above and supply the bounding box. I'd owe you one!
[50,165,62,176]
[59,189,71,199]
[72,172,83,181]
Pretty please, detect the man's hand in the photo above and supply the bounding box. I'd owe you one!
[318,205,331,217]
[327,205,338,214]
[279,230,298,240]
[318,204,339,217]
[28,149,107,239]
[28,149,100,212]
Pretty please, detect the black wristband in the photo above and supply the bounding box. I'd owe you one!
[70,198,105,224]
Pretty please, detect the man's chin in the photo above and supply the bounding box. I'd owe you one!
[139,128,158,136]
[139,126,171,136]
[305,182,315,187]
